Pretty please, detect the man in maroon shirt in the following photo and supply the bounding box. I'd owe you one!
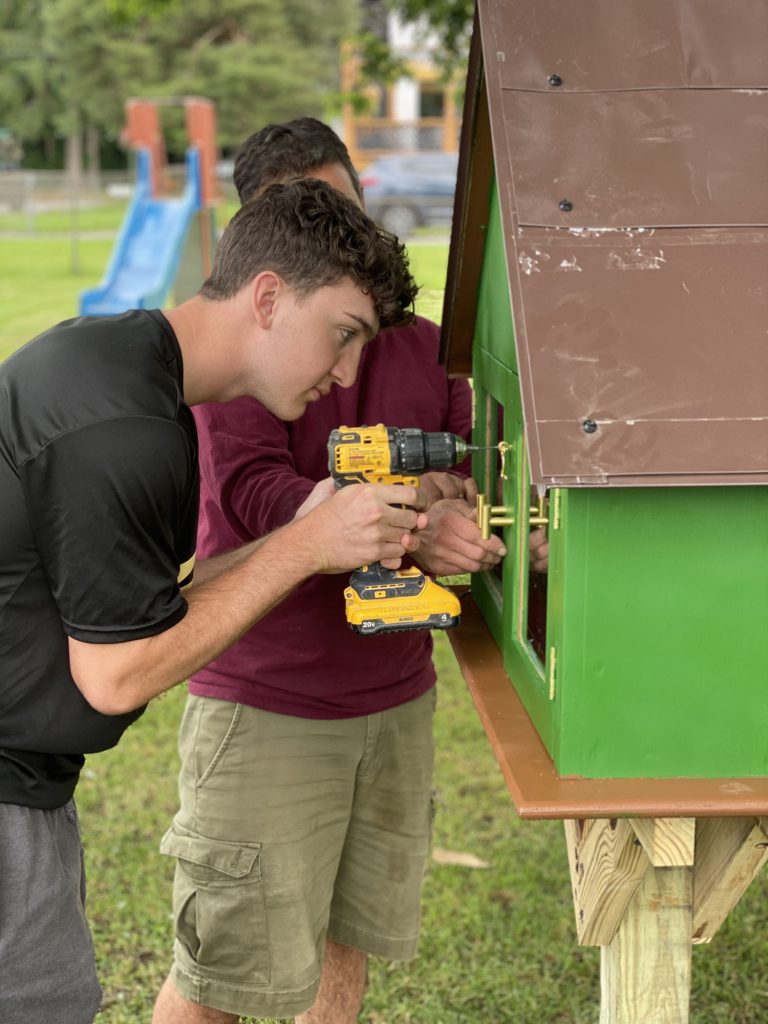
[153,120,512,1024]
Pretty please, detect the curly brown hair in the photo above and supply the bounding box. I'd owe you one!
[200,179,416,329]
[233,117,363,204]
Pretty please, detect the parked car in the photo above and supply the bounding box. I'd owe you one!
[359,152,458,237]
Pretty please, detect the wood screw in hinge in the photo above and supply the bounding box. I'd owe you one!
[548,646,557,701]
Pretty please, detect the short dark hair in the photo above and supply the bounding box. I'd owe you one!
[233,117,363,204]
[200,179,416,328]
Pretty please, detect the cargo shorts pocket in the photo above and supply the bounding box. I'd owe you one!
[160,824,270,986]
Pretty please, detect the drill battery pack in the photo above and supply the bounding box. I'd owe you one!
[344,563,461,637]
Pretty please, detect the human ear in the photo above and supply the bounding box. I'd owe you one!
[249,271,281,328]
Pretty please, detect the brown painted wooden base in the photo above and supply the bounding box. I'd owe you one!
[448,592,768,819]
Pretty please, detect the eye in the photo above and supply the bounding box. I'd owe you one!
[339,326,357,345]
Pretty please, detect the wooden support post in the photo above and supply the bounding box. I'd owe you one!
[600,866,692,1024]
[566,818,699,1024]
[565,816,768,1022]
[692,816,768,943]
[565,818,649,945]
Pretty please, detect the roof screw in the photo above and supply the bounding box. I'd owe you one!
[559,198,573,212]
[548,73,563,87]
[582,419,598,434]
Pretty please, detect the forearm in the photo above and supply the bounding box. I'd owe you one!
[192,535,268,585]
[68,480,426,715]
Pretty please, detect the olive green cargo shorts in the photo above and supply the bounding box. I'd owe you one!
[160,689,436,1018]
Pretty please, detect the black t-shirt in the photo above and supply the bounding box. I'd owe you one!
[0,309,198,809]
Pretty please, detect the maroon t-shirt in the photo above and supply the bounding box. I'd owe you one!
[189,316,472,718]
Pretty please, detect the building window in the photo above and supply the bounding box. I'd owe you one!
[420,87,445,118]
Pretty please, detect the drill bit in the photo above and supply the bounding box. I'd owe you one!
[454,440,502,460]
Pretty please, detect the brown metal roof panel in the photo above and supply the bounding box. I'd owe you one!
[455,3,768,485]
[482,0,768,92]
[485,0,685,92]
[536,423,768,487]
[676,0,768,87]
[506,227,768,485]
[501,89,768,228]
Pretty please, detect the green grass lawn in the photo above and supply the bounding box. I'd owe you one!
[0,199,129,235]
[0,205,441,360]
[76,638,768,1024]
[0,237,115,360]
[2,227,768,1023]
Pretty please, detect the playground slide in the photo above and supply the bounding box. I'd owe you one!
[79,148,202,316]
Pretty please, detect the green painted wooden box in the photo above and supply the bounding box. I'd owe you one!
[468,188,768,780]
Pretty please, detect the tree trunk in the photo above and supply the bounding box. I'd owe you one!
[65,120,83,191]
[44,134,56,167]
[85,122,100,189]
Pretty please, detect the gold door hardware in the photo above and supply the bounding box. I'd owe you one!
[498,440,512,480]
[529,494,549,527]
[529,489,562,530]
[548,646,557,701]
[476,493,515,540]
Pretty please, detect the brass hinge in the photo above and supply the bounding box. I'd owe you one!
[547,646,557,701]
[551,488,562,530]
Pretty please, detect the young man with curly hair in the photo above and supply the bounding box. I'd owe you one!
[0,179,423,1024]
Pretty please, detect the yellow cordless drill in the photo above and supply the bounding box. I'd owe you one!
[328,424,483,636]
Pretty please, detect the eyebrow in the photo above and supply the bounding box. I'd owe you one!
[342,310,377,341]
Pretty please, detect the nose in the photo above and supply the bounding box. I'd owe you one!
[330,341,363,389]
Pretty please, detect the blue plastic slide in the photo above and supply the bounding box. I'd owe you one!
[79,148,202,315]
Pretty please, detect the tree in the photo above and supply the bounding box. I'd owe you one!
[345,0,472,110]
[146,0,359,152]
[0,0,156,181]
[386,0,473,70]
[42,0,159,185]
[0,0,359,176]
[0,1,58,164]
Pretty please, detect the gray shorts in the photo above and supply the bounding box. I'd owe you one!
[0,800,102,1024]
[161,689,436,1018]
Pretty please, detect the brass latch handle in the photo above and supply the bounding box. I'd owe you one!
[529,495,549,527]
[476,493,515,541]
[497,440,512,480]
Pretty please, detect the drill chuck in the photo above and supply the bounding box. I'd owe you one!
[390,427,470,474]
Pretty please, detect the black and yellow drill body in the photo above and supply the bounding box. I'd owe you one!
[328,424,472,636]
